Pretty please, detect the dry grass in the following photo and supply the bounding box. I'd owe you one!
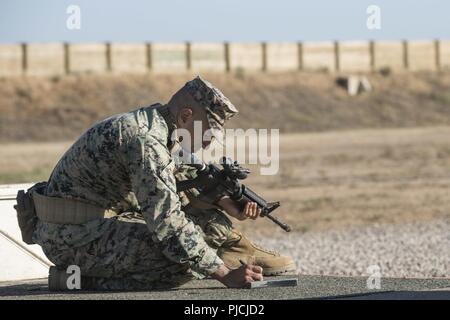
[2,127,450,235]
[0,142,71,183]
[1,71,450,142]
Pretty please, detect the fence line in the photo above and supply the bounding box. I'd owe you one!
[0,40,449,77]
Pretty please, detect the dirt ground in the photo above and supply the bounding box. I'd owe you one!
[2,126,450,235]
[238,126,450,235]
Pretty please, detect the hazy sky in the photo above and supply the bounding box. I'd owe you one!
[0,0,449,43]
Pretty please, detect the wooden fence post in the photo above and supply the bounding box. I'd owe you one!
[63,43,70,74]
[105,42,112,72]
[402,40,409,70]
[369,40,375,72]
[435,39,441,71]
[261,42,267,72]
[21,43,27,75]
[297,42,303,71]
[186,42,192,71]
[146,42,152,72]
[334,41,340,72]
[224,42,230,72]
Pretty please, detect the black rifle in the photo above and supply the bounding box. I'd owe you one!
[176,157,291,232]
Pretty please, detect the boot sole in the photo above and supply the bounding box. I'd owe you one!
[262,263,297,276]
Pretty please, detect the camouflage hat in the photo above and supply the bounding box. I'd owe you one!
[184,76,238,142]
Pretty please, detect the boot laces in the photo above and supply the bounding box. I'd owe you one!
[252,241,279,255]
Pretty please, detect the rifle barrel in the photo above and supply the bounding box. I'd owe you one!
[264,213,291,232]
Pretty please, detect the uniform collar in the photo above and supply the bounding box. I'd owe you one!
[154,104,177,148]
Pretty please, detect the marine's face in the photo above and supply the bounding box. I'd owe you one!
[177,107,212,152]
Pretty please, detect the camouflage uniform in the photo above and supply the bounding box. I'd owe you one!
[33,77,239,290]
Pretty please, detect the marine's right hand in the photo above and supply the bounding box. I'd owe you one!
[212,264,263,288]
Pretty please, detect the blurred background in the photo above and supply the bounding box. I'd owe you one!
[0,0,449,279]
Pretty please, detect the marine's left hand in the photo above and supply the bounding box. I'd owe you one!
[217,196,261,221]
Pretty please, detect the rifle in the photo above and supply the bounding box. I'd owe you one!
[176,156,291,232]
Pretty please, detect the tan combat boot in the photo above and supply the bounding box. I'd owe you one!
[217,230,296,276]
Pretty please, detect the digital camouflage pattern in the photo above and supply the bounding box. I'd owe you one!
[34,207,236,290]
[184,76,238,137]
[33,103,236,290]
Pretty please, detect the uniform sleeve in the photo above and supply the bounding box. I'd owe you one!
[125,135,224,277]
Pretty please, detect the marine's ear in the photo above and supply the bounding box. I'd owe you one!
[179,107,194,124]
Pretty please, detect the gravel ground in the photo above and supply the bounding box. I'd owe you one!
[254,219,450,278]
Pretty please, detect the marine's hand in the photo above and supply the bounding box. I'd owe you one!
[217,197,262,221]
[212,264,263,288]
